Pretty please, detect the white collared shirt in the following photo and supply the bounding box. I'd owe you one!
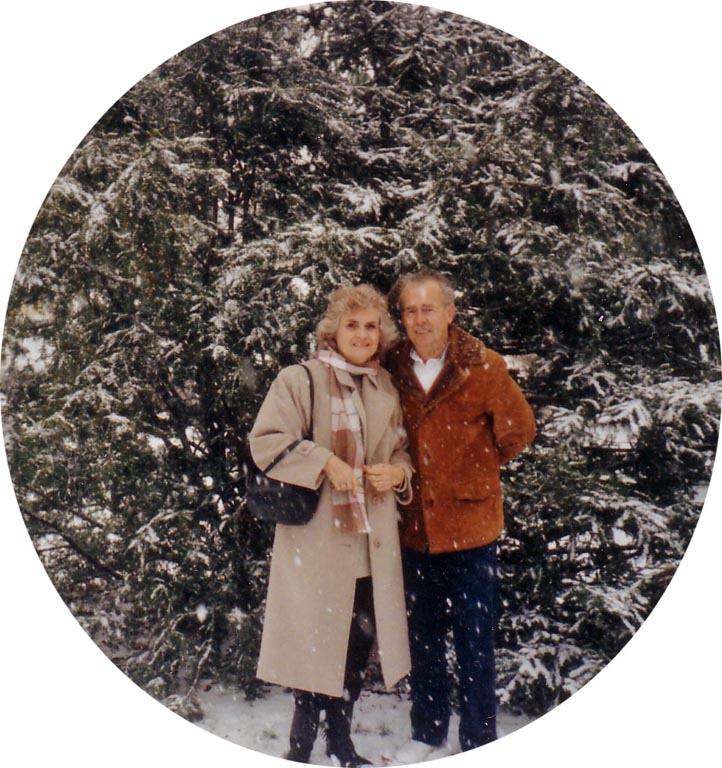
[411,345,448,393]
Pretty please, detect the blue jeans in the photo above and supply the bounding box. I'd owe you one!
[402,543,498,751]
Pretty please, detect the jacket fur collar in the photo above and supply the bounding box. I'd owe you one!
[385,325,488,415]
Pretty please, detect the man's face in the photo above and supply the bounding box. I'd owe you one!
[399,280,456,362]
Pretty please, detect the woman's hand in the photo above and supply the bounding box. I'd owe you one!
[363,463,405,492]
[324,455,359,493]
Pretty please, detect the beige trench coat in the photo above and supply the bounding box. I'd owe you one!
[249,359,413,698]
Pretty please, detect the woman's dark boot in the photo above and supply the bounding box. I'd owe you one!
[285,693,321,763]
[323,699,371,767]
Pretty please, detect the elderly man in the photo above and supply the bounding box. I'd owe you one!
[384,269,536,758]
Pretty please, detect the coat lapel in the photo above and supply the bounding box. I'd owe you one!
[333,367,394,461]
[424,359,470,415]
[361,376,396,461]
[390,326,485,420]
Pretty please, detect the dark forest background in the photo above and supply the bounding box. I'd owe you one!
[2,0,719,723]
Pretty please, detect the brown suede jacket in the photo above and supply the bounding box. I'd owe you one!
[384,325,536,553]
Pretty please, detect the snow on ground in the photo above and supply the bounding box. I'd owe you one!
[197,684,533,765]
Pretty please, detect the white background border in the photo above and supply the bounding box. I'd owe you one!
[2,2,719,766]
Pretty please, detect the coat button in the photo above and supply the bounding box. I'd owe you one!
[373,538,382,549]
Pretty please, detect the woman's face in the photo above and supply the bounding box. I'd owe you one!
[334,307,381,366]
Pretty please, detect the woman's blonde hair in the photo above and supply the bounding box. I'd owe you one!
[316,284,399,357]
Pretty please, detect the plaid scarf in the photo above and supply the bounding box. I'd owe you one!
[314,349,379,534]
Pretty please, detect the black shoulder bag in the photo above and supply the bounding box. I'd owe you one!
[246,365,321,525]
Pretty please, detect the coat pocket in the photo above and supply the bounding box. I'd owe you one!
[453,479,498,501]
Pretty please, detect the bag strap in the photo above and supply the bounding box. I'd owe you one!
[304,363,314,440]
[261,364,314,474]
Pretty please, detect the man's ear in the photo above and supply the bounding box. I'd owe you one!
[446,303,456,325]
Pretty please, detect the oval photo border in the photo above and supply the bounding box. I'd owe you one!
[1,2,719,767]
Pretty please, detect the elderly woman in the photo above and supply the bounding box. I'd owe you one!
[249,285,413,766]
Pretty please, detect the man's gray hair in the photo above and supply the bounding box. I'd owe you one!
[389,269,456,314]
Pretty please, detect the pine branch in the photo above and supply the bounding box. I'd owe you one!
[23,510,122,581]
